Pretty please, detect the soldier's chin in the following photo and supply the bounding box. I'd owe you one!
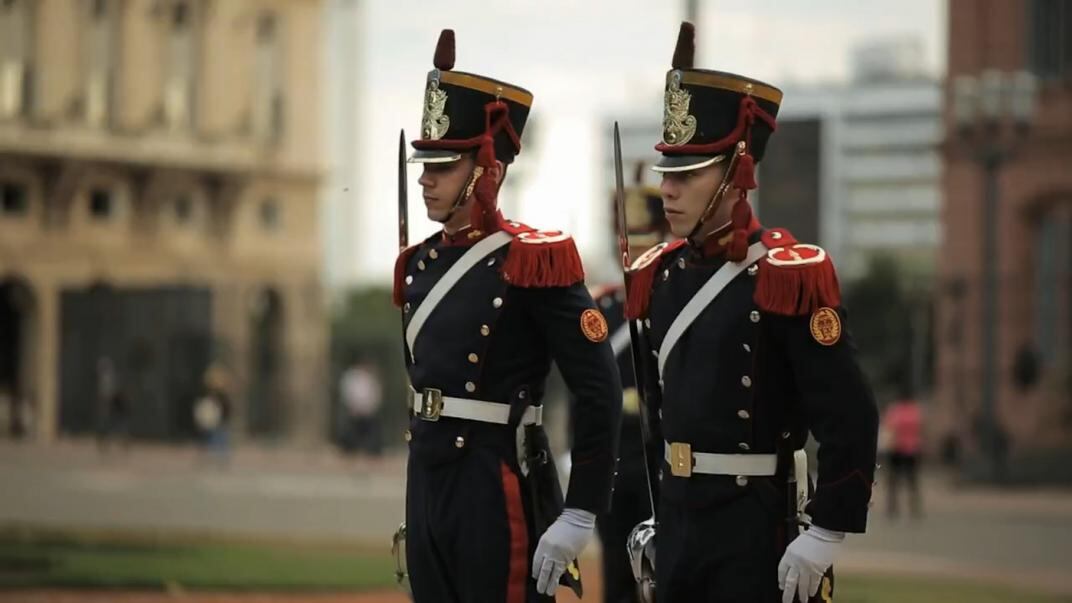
[425,207,450,223]
[666,217,691,238]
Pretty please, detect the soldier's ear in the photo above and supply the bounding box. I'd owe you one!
[489,160,506,186]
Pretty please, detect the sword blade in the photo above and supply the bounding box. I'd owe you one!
[613,122,631,271]
[612,122,658,517]
[398,129,409,251]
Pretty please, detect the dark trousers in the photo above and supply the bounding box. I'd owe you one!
[406,445,553,603]
[887,452,922,518]
[597,455,650,603]
[656,487,834,603]
[350,416,382,455]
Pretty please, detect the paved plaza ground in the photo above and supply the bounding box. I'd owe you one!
[2,439,1070,600]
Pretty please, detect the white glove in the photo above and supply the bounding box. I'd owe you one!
[778,525,844,603]
[531,507,595,595]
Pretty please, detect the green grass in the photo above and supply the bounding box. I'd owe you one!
[1,527,1070,602]
[0,527,398,591]
[835,574,1072,603]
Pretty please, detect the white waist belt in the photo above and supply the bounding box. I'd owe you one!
[664,441,777,478]
[409,387,542,426]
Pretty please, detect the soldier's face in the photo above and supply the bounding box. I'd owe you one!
[418,155,476,223]
[659,163,728,238]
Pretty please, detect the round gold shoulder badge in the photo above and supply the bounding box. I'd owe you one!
[580,309,609,343]
[809,307,842,346]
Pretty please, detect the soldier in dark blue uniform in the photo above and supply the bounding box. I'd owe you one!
[624,23,879,603]
[590,164,667,603]
[395,30,623,603]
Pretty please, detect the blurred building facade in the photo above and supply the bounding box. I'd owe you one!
[936,0,1072,474]
[321,0,361,289]
[0,0,327,443]
[765,38,942,284]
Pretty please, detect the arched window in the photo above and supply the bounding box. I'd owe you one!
[1033,201,1072,368]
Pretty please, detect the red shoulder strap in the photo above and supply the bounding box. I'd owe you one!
[625,240,687,320]
[754,243,841,316]
[501,223,584,288]
[392,245,420,307]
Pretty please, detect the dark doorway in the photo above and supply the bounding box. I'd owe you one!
[58,284,212,440]
[247,288,285,438]
[0,278,35,438]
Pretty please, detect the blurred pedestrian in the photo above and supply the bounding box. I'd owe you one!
[195,363,233,466]
[340,357,383,456]
[884,395,924,519]
[11,389,33,440]
[95,357,129,453]
[0,386,12,437]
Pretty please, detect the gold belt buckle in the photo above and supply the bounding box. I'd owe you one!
[669,442,692,478]
[418,388,443,421]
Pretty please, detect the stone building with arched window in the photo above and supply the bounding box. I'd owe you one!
[0,0,327,444]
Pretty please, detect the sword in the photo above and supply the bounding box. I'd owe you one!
[613,122,658,517]
[398,130,414,418]
[394,134,416,600]
[615,123,659,602]
[398,129,409,252]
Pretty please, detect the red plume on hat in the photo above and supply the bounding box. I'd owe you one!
[672,22,694,69]
[434,29,455,70]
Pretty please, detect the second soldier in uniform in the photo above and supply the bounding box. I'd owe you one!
[396,30,623,602]
[624,23,879,603]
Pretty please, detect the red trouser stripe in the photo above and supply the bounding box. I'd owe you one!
[501,461,528,603]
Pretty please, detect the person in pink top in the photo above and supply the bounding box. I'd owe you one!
[883,397,924,519]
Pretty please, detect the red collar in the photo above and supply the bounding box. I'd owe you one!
[692,216,761,258]
[440,225,488,247]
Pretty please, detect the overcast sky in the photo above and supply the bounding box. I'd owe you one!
[326,0,947,285]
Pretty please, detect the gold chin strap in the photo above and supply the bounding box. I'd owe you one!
[440,165,485,224]
[464,166,485,199]
[686,141,747,244]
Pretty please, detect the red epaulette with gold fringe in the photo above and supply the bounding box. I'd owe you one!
[392,244,420,307]
[500,221,585,288]
[754,228,841,316]
[624,239,688,320]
